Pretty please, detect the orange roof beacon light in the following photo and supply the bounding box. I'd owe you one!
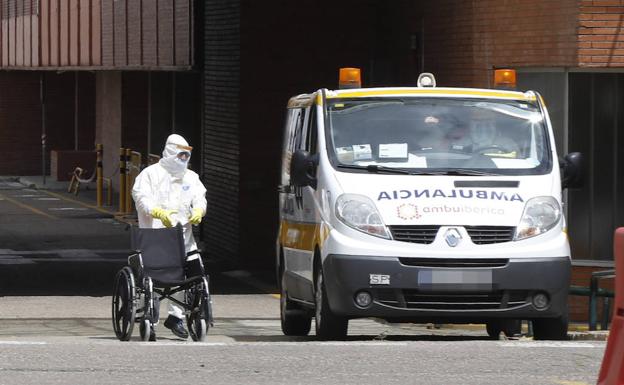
[339,67,362,89]
[494,68,517,89]
[417,73,436,88]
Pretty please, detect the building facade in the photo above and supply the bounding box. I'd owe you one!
[0,0,200,187]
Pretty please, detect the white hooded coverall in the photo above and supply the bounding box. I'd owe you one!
[132,134,207,320]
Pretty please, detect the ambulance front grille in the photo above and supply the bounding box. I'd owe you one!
[388,225,515,245]
[398,258,509,268]
[388,225,441,244]
[465,226,515,244]
[376,289,529,310]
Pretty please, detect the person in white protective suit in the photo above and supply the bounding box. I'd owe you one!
[132,134,207,339]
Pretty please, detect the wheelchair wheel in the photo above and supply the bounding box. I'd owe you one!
[139,319,156,342]
[112,267,136,341]
[186,277,211,342]
[139,277,156,342]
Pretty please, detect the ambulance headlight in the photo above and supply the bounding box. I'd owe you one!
[335,194,391,239]
[515,196,561,240]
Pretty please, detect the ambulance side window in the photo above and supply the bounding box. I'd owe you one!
[292,108,306,151]
[285,109,298,153]
[305,106,318,154]
[282,108,301,187]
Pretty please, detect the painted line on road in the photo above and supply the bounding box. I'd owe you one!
[0,192,57,219]
[0,341,47,345]
[554,381,591,385]
[0,258,124,263]
[498,341,601,348]
[130,341,408,347]
[40,190,117,217]
[215,341,409,347]
[251,341,410,346]
[136,342,229,346]
[0,249,130,255]
[48,207,89,211]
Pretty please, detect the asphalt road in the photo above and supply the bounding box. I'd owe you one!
[0,294,607,385]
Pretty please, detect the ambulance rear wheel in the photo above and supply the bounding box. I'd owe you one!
[314,265,348,340]
[532,315,568,340]
[280,267,312,336]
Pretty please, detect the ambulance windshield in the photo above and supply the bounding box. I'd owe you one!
[326,97,551,176]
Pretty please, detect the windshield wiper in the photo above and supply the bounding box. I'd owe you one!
[336,164,502,176]
[337,164,410,174]
[441,169,503,176]
[336,164,444,175]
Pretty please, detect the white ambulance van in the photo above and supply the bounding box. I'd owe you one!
[276,69,582,340]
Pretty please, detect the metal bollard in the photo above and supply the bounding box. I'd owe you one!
[119,148,126,214]
[602,297,611,331]
[589,276,598,331]
[96,144,103,207]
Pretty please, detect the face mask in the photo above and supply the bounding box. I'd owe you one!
[174,156,189,168]
[160,153,189,176]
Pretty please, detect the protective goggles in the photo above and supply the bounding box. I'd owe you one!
[176,151,191,161]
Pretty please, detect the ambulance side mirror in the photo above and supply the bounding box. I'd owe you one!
[290,149,319,189]
[561,152,583,189]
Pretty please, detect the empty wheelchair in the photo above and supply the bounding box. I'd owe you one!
[112,224,213,342]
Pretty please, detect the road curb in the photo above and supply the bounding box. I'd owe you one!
[568,330,609,341]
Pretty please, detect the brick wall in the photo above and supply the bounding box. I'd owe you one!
[418,0,579,88]
[0,71,95,175]
[579,0,624,66]
[0,71,40,175]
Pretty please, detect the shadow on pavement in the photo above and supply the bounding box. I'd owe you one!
[224,334,491,342]
[0,260,277,296]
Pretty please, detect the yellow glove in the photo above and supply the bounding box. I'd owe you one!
[151,207,177,227]
[189,207,204,225]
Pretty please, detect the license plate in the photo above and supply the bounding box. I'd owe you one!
[370,274,391,285]
[418,270,492,291]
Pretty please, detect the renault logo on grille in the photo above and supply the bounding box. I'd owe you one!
[444,228,462,247]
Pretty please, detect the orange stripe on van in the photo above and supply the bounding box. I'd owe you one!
[279,220,329,252]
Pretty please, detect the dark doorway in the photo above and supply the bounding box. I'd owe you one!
[568,73,624,261]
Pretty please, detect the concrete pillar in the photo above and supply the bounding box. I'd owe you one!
[95,72,122,190]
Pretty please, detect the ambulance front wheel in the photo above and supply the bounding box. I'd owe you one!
[279,266,312,336]
[314,265,348,340]
[486,319,521,339]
